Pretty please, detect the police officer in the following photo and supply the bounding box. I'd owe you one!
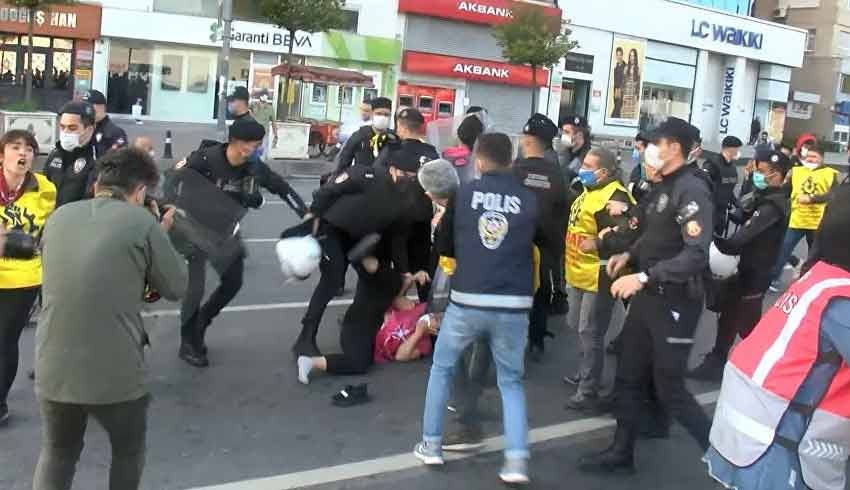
[171,118,307,367]
[335,97,395,171]
[703,136,742,236]
[514,114,568,358]
[579,117,713,474]
[83,89,128,157]
[689,149,792,381]
[43,101,99,207]
[226,86,254,122]
[559,115,591,178]
[289,144,430,357]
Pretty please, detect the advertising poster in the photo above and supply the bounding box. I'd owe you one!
[605,36,646,127]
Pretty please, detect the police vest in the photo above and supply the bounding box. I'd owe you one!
[789,166,837,230]
[0,173,57,289]
[710,262,850,490]
[566,180,633,292]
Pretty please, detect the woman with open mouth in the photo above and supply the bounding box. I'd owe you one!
[0,129,56,426]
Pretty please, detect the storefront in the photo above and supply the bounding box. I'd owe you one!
[94,8,400,123]
[0,2,101,112]
[397,0,561,132]
[555,0,806,147]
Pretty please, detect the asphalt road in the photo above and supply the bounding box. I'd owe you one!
[0,175,814,490]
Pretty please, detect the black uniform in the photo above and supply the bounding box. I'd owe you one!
[514,156,568,348]
[173,142,307,356]
[93,115,128,157]
[43,142,98,207]
[336,125,396,171]
[702,153,738,236]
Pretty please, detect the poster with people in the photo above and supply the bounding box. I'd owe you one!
[605,36,646,127]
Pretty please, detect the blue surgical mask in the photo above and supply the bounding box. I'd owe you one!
[578,168,598,187]
[752,171,768,190]
[632,148,640,162]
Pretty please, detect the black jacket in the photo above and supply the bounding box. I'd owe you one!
[336,125,398,172]
[93,115,128,157]
[715,187,789,293]
[513,157,568,267]
[702,153,738,214]
[43,142,98,207]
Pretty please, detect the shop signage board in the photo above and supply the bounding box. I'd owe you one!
[0,2,101,40]
[398,0,561,26]
[403,51,548,87]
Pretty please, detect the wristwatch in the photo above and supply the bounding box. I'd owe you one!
[637,272,650,285]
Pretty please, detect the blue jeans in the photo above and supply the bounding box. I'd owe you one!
[422,303,529,460]
[770,228,816,283]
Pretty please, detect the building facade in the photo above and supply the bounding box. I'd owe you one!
[552,0,806,147]
[92,0,400,123]
[755,0,850,148]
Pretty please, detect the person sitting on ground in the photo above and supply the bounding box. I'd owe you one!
[374,278,442,364]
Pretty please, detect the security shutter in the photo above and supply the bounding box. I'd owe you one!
[467,82,533,134]
[404,16,505,61]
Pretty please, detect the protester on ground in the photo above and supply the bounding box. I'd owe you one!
[414,133,547,485]
[689,149,792,381]
[169,118,307,367]
[83,89,128,157]
[335,97,395,171]
[563,148,633,411]
[704,183,850,490]
[703,136,742,236]
[32,148,187,490]
[579,117,713,475]
[0,130,56,426]
[769,144,838,292]
[43,101,98,207]
[373,291,442,364]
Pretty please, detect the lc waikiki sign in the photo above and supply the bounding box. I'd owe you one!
[691,19,764,50]
[403,51,548,87]
[719,66,735,135]
[398,0,561,26]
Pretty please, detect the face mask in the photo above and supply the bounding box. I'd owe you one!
[227,103,237,114]
[802,161,819,170]
[561,134,573,148]
[373,115,390,131]
[752,171,768,190]
[578,168,598,187]
[632,148,640,162]
[148,150,157,159]
[59,131,81,152]
[800,147,809,158]
[644,144,664,170]
[734,151,742,160]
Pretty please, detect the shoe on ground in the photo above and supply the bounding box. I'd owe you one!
[414,441,444,466]
[0,403,8,426]
[768,281,782,293]
[562,373,581,386]
[499,458,530,485]
[577,447,635,474]
[332,383,370,407]
[178,343,209,368]
[565,392,602,413]
[687,353,725,381]
[442,426,485,451]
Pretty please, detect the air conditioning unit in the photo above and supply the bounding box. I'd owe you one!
[773,7,788,19]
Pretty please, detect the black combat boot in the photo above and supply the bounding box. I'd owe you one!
[578,423,636,474]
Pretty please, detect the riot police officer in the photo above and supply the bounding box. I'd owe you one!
[171,118,307,367]
[335,97,395,171]
[703,136,742,236]
[83,89,128,157]
[43,102,99,207]
[579,117,714,474]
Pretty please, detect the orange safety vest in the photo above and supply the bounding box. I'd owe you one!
[710,262,850,490]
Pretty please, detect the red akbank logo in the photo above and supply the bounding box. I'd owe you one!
[457,1,513,19]
[452,63,511,78]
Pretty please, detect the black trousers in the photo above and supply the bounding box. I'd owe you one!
[302,224,355,331]
[615,290,710,450]
[325,264,402,375]
[453,340,492,429]
[0,287,39,405]
[529,251,562,345]
[712,287,764,360]
[180,249,245,342]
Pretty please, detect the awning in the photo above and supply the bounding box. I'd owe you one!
[270,64,374,87]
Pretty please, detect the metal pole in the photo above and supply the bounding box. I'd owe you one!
[216,0,233,139]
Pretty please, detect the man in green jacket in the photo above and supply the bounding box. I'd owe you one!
[33,148,188,490]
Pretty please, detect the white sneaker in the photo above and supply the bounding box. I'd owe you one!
[296,356,313,385]
[414,442,444,466]
[499,458,530,485]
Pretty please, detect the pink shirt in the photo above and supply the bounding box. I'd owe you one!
[373,303,433,364]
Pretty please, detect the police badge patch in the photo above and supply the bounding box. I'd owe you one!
[175,159,187,169]
[96,133,103,143]
[686,220,702,238]
[48,158,62,169]
[479,211,509,250]
[656,193,669,213]
[73,158,87,174]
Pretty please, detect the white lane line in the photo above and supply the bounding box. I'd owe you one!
[243,239,279,243]
[142,299,354,318]
[185,391,720,490]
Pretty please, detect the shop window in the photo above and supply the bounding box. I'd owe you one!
[0,35,17,45]
[20,36,51,48]
[840,32,850,57]
[187,56,210,94]
[312,84,327,104]
[339,10,359,33]
[806,29,816,53]
[834,132,848,143]
[51,52,72,90]
[399,94,414,107]
[161,55,183,91]
[639,83,694,132]
[53,39,73,50]
[418,96,434,112]
[338,86,354,105]
[363,88,378,102]
[106,40,153,115]
[438,101,453,117]
[841,75,850,95]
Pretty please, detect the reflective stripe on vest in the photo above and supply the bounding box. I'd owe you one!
[711,262,850,490]
[565,180,633,292]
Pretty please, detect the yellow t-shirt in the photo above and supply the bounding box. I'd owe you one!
[789,166,838,230]
[0,173,57,289]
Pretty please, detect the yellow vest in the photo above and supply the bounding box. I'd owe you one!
[566,180,633,292]
[440,247,541,292]
[0,173,57,289]
[789,166,837,230]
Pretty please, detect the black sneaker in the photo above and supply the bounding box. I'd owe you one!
[442,426,485,451]
[179,343,209,368]
[687,353,725,381]
[332,384,370,407]
[0,403,9,426]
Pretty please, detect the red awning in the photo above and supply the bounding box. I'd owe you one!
[270,64,374,87]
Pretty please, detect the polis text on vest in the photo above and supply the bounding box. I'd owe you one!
[471,191,522,214]
[691,20,764,50]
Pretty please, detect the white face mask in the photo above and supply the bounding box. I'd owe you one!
[735,151,742,160]
[561,134,573,148]
[372,115,390,131]
[800,147,809,158]
[644,144,664,170]
[59,131,81,152]
[148,150,157,159]
[802,161,819,170]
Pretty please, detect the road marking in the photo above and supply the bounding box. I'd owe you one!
[143,298,355,318]
[185,391,720,490]
[244,238,279,243]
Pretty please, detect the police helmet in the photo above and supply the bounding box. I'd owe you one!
[275,236,322,281]
[709,242,739,279]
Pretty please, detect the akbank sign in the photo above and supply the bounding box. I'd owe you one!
[691,19,764,50]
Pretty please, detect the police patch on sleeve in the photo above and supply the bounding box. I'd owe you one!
[73,158,87,174]
[334,172,349,184]
[656,193,669,213]
[479,211,509,250]
[175,159,187,169]
[49,157,62,169]
[686,220,703,238]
